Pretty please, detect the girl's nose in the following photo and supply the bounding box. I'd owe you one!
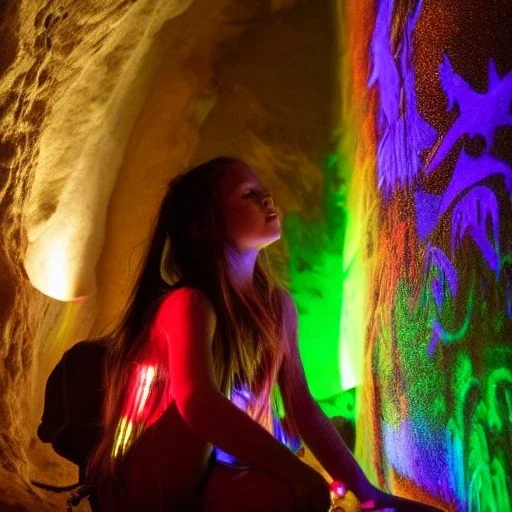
[261,192,274,208]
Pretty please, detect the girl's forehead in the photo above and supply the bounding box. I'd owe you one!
[218,164,260,194]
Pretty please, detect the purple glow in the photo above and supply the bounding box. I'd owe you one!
[214,384,301,466]
[414,53,512,245]
[427,56,512,174]
[425,246,459,310]
[428,321,442,357]
[451,185,500,274]
[415,152,512,242]
[415,189,442,241]
[369,0,437,196]
[438,152,512,219]
[382,419,450,498]
[368,0,512,507]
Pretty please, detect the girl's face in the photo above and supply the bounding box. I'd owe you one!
[216,163,281,252]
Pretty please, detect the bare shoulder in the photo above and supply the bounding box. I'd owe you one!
[162,286,215,308]
[155,286,217,330]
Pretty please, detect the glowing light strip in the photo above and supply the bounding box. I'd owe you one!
[111,364,156,459]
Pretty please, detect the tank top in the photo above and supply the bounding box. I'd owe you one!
[112,286,303,464]
[214,381,303,468]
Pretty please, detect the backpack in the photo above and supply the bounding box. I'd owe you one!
[34,339,107,507]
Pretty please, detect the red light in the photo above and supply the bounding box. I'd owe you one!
[330,480,347,497]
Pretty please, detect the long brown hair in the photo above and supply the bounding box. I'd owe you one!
[87,157,291,480]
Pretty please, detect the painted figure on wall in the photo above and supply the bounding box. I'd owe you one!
[352,0,512,510]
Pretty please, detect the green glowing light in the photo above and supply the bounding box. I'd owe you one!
[284,154,347,406]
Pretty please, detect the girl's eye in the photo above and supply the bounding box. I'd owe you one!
[243,189,257,198]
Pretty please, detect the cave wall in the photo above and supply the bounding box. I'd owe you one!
[344,1,512,510]
[0,0,338,509]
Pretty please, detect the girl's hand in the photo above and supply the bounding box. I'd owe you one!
[288,461,331,512]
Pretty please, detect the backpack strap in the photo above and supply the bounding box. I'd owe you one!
[37,348,73,443]
[62,348,71,427]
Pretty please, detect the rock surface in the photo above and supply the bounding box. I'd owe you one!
[0,1,336,508]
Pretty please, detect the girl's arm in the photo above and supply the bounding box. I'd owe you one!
[277,290,376,500]
[156,287,317,485]
[278,291,446,511]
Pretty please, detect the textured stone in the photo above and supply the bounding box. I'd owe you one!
[0,1,335,508]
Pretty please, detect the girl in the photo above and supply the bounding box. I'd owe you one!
[87,157,443,512]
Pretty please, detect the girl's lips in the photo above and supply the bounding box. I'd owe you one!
[266,213,280,222]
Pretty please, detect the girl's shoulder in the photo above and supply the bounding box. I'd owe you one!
[154,284,217,329]
[161,282,213,306]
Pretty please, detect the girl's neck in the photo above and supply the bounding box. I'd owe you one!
[225,245,259,292]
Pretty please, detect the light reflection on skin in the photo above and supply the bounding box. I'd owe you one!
[216,163,281,293]
[112,163,283,459]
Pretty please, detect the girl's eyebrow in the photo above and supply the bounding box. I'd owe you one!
[236,180,264,191]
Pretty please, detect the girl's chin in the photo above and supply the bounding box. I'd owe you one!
[267,232,281,244]
[258,233,281,248]
[266,224,281,235]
